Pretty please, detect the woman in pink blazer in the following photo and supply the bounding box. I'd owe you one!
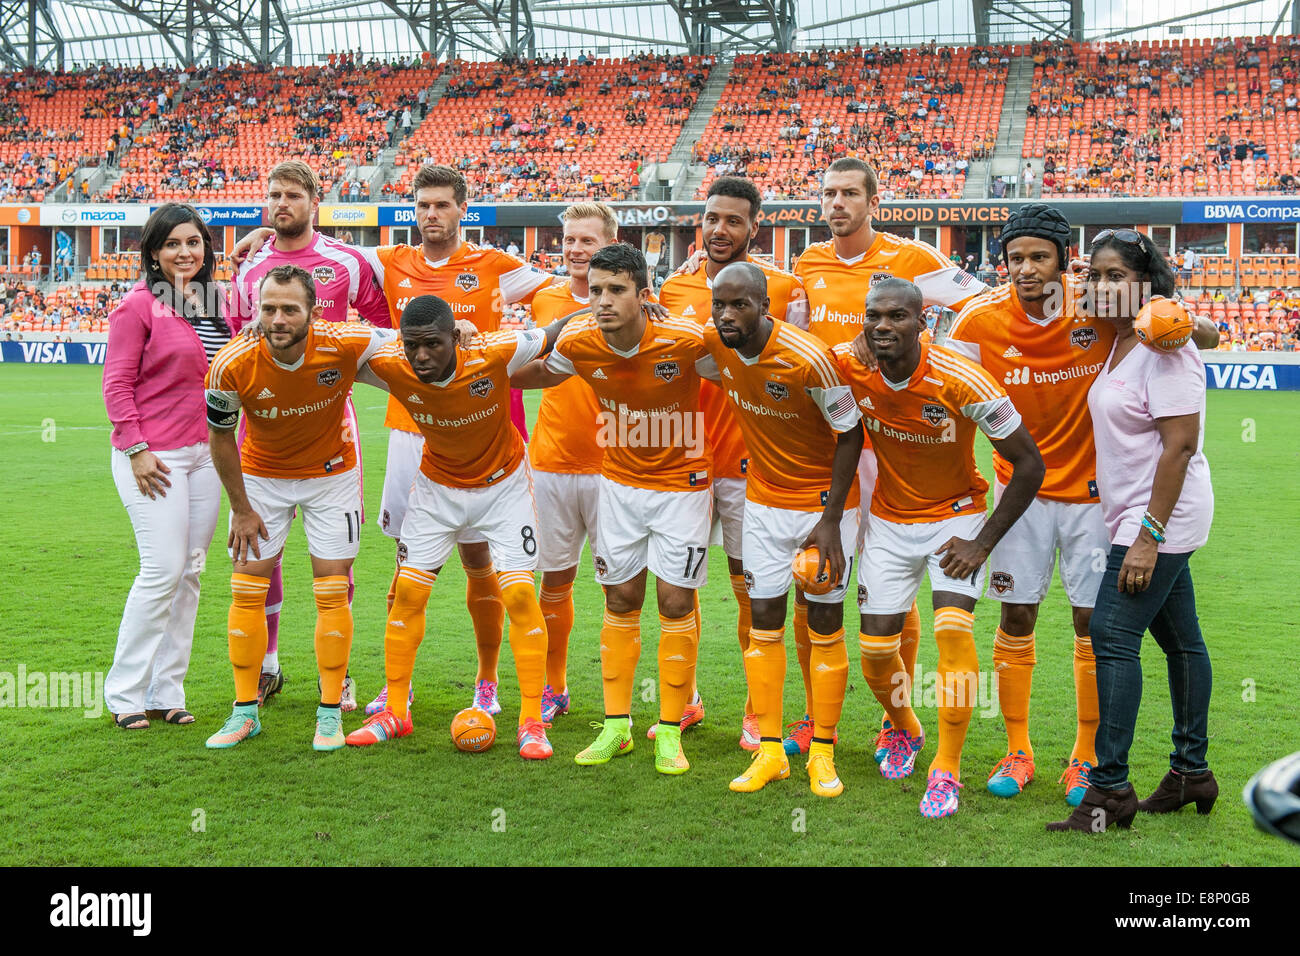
[102,204,234,729]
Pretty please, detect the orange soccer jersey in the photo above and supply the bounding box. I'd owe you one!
[527,279,604,475]
[205,320,388,479]
[659,257,807,480]
[795,233,985,347]
[832,342,1022,523]
[361,328,549,488]
[362,241,551,431]
[702,318,862,512]
[945,280,1114,503]
[547,313,711,492]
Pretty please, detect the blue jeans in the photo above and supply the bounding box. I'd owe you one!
[1090,545,1212,790]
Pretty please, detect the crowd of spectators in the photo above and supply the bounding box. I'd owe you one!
[0,278,126,335]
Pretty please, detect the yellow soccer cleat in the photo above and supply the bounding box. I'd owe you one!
[729,749,791,793]
[807,751,844,798]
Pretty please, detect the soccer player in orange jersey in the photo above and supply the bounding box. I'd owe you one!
[658,176,807,751]
[946,205,1220,803]
[203,265,393,752]
[342,294,576,758]
[832,278,1044,818]
[697,263,867,797]
[790,157,988,758]
[528,202,620,724]
[513,243,714,776]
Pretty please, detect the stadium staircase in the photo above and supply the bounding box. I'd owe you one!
[335,69,452,202]
[656,56,736,200]
[979,53,1038,198]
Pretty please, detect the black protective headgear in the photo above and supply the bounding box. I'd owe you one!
[998,203,1072,272]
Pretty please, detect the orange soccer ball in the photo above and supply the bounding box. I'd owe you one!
[450,707,496,752]
[1134,296,1192,352]
[792,547,836,595]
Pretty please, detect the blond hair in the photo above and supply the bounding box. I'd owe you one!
[562,201,619,240]
[267,160,320,198]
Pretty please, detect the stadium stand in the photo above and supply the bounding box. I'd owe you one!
[1025,35,1300,197]
[692,43,1009,200]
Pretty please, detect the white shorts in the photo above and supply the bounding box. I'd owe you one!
[534,470,600,572]
[743,502,859,604]
[593,477,712,589]
[855,446,878,553]
[988,482,1108,608]
[711,477,746,560]
[858,511,987,615]
[400,461,539,573]
[237,470,364,562]
[380,427,485,545]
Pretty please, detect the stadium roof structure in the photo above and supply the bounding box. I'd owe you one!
[2,0,1298,69]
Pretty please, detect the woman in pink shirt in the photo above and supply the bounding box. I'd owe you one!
[1050,230,1216,832]
[102,204,233,730]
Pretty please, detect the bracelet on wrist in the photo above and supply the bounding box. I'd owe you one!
[1141,515,1166,544]
[123,442,149,457]
[1143,510,1166,536]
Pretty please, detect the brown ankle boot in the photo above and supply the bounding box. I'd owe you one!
[1138,769,1218,815]
[1046,782,1138,832]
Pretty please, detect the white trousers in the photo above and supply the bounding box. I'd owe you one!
[105,442,221,714]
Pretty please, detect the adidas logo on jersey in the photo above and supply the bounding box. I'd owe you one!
[592,368,608,379]
[1003,345,1023,358]
[722,367,733,377]
[859,394,874,409]
[398,278,412,288]
[681,304,696,315]
[813,277,827,289]
[256,387,275,399]
[407,393,424,404]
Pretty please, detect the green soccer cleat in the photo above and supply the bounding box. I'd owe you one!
[574,718,634,766]
[313,706,346,752]
[205,704,261,750]
[653,723,690,775]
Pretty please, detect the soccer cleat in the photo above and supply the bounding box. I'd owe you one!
[781,716,837,756]
[880,727,926,780]
[313,706,346,752]
[987,750,1036,797]
[517,718,554,760]
[729,750,791,793]
[739,714,761,752]
[339,675,358,713]
[1060,759,1093,807]
[541,684,570,723]
[647,695,703,740]
[345,708,413,746]
[256,668,285,707]
[574,720,634,765]
[873,718,893,764]
[364,683,414,717]
[807,752,844,798]
[205,705,261,749]
[654,723,690,775]
[920,769,964,818]
[473,679,502,716]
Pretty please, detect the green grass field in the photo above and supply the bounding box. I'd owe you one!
[1,364,1297,866]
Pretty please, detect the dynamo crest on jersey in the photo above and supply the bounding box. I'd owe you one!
[765,380,789,401]
[870,272,893,285]
[1070,327,1099,349]
[456,272,479,292]
[469,377,494,398]
[990,571,1014,594]
[317,368,342,387]
[921,402,948,426]
[312,265,336,284]
[654,361,680,382]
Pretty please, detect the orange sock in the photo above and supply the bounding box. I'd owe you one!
[901,601,922,682]
[689,591,702,701]
[808,627,848,740]
[859,631,923,737]
[729,573,753,713]
[385,563,402,614]
[1072,635,1099,765]
[599,608,641,716]
[466,563,504,682]
[385,567,436,719]
[658,612,699,724]
[744,627,786,746]
[793,597,812,716]
[539,582,574,691]
[313,575,353,705]
[229,573,271,703]
[930,606,978,780]
[993,628,1035,758]
[498,571,546,724]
